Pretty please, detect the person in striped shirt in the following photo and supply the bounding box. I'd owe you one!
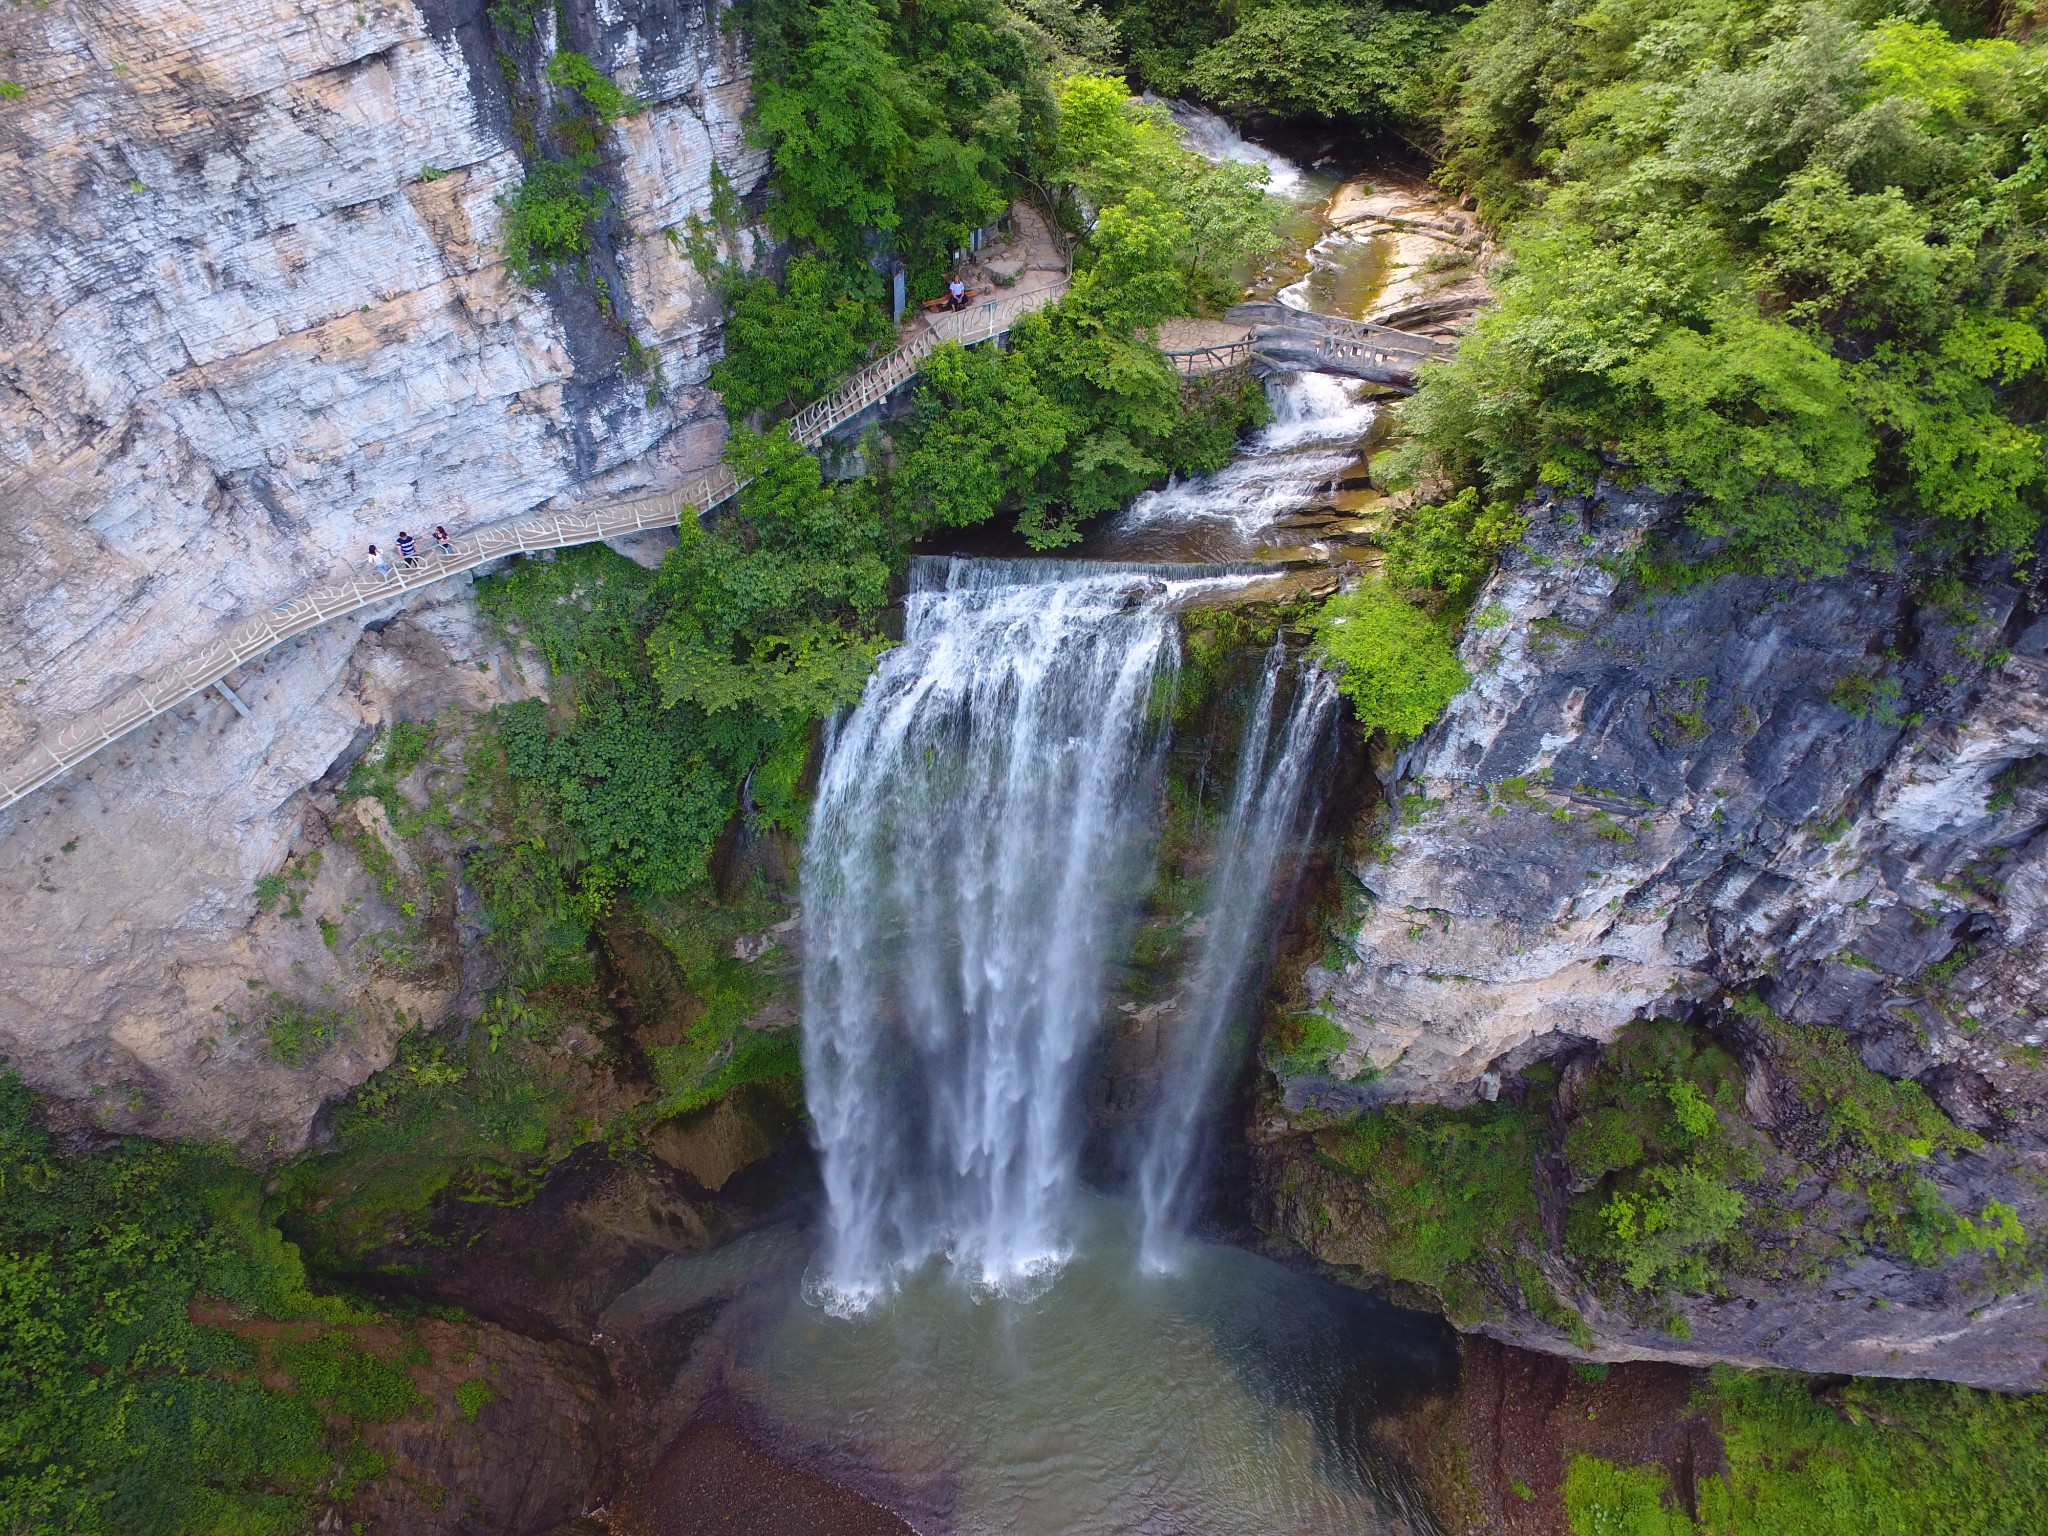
[395,530,419,568]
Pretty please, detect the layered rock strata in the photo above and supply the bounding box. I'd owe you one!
[0,0,763,1147]
[1262,485,2048,1387]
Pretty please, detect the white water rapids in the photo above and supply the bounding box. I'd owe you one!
[1102,372,1378,561]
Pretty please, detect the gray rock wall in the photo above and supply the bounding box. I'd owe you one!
[1299,490,2044,1113]
[1268,485,2048,1387]
[0,0,764,1149]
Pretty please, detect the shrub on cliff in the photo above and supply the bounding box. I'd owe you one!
[1307,580,1469,741]
[0,1076,370,1536]
[498,154,606,284]
[1390,1,2048,576]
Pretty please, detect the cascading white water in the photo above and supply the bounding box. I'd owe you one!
[801,557,1255,1313]
[1103,373,1377,559]
[1137,646,1340,1271]
[1161,98,1318,203]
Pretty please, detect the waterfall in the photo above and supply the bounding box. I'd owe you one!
[1105,373,1378,554]
[800,558,1249,1313]
[1137,646,1340,1272]
[1159,97,1314,202]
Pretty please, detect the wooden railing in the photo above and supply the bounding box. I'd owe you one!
[0,280,1068,813]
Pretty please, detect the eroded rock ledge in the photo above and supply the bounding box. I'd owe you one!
[1259,485,2048,1388]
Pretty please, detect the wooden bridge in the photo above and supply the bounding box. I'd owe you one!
[0,278,1066,813]
[1171,303,1455,386]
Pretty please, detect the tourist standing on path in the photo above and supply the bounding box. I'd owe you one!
[434,524,454,556]
[396,530,419,568]
[367,544,392,578]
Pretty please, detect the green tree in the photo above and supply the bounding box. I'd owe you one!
[892,341,1074,533]
[1307,580,1469,740]
[710,254,891,420]
[748,0,918,248]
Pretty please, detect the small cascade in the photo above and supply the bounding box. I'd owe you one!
[1137,645,1341,1271]
[1102,373,1377,559]
[1160,98,1318,203]
[801,557,1254,1313]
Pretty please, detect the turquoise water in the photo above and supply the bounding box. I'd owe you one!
[612,1196,1455,1535]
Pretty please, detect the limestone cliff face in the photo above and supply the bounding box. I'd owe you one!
[1261,486,2048,1387]
[0,0,763,1149]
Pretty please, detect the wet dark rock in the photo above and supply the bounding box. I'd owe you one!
[1263,483,2048,1387]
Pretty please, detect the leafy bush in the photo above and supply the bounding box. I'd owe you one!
[1559,1020,1761,1296]
[1600,1162,1749,1292]
[0,1076,359,1536]
[649,426,895,721]
[1381,485,1528,603]
[1306,580,1469,740]
[545,50,638,122]
[1400,0,2048,574]
[1056,73,1283,318]
[738,0,1051,290]
[498,155,606,283]
[710,253,891,420]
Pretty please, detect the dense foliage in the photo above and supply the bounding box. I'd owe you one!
[710,252,894,419]
[1565,1366,2048,1535]
[1098,0,1460,126]
[0,1077,387,1535]
[1303,1011,2019,1333]
[1389,0,2048,574]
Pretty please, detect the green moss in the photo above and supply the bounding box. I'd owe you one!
[1569,1368,2048,1536]
[1313,1094,1544,1321]
[1270,1010,1352,1077]
[1730,995,1974,1161]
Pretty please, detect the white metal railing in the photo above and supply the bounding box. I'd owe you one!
[0,279,1068,812]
